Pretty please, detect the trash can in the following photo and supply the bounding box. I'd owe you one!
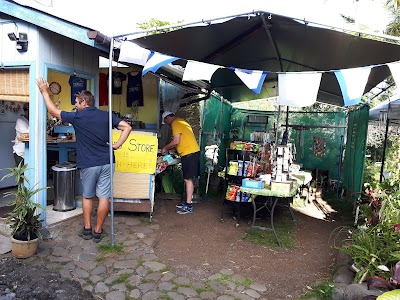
[52,163,76,211]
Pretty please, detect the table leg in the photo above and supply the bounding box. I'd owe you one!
[269,197,281,247]
[287,197,296,221]
[252,197,281,247]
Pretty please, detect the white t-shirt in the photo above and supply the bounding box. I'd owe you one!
[13,115,29,158]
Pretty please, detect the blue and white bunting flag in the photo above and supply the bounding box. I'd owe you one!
[334,66,372,106]
[278,72,322,107]
[142,52,179,76]
[233,69,268,94]
[118,42,151,66]
[182,61,222,81]
[388,61,400,89]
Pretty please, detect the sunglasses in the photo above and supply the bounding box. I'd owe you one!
[23,108,29,111]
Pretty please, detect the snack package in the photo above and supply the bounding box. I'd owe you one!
[235,191,241,202]
[242,192,251,202]
[226,185,240,201]
[235,143,245,150]
[227,161,239,175]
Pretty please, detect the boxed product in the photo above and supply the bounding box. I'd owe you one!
[242,178,264,189]
[270,180,294,194]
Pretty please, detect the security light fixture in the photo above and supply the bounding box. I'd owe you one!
[7,32,17,41]
[7,32,28,52]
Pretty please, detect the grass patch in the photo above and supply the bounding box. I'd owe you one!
[210,274,253,288]
[298,279,335,300]
[243,210,295,248]
[98,242,124,253]
[141,278,150,284]
[195,286,212,293]
[48,265,63,271]
[112,273,131,284]
[174,283,192,288]
[96,242,125,260]
[237,277,253,288]
[159,295,174,300]
[95,256,105,262]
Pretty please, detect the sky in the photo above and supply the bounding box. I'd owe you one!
[13,0,393,36]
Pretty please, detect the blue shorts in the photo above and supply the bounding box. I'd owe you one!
[80,164,115,199]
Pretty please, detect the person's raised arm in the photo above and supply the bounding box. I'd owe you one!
[112,120,132,150]
[36,77,62,120]
[161,133,180,154]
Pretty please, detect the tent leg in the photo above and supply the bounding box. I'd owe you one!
[205,169,211,194]
[379,118,389,183]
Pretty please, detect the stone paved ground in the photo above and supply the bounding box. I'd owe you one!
[1,211,269,300]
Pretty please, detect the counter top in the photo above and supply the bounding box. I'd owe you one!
[19,137,76,143]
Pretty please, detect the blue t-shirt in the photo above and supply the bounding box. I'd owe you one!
[69,76,87,105]
[61,107,122,168]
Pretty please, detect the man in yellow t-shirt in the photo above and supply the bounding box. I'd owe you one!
[161,111,200,214]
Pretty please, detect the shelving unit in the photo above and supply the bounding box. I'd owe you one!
[221,148,258,227]
[241,115,268,141]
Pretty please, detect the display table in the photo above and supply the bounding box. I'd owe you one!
[240,171,312,247]
[155,156,181,175]
[240,183,299,247]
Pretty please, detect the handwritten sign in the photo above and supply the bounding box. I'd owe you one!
[112,131,158,174]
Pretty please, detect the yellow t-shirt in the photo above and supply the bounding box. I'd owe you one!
[171,117,200,156]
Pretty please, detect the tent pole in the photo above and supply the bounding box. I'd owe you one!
[108,37,115,245]
[275,105,281,143]
[379,117,390,183]
[285,106,289,131]
[337,135,344,200]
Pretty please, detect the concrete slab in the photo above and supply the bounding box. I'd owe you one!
[0,233,11,254]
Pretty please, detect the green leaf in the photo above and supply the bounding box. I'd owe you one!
[377,289,400,300]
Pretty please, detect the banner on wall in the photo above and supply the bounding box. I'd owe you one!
[112,131,158,174]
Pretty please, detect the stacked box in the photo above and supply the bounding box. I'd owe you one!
[270,180,294,194]
[242,178,264,189]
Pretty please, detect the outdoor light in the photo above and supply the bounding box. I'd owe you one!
[7,32,28,52]
[7,32,17,41]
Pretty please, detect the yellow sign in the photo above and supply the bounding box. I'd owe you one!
[112,131,158,174]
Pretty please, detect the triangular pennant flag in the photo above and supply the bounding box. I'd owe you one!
[182,61,222,81]
[118,42,151,66]
[334,66,372,106]
[234,69,268,94]
[142,52,179,76]
[388,61,400,88]
[278,72,322,107]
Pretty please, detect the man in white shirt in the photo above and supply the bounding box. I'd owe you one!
[13,102,29,167]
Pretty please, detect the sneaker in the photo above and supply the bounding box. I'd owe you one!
[177,204,193,214]
[176,201,186,209]
[78,227,92,240]
[92,229,107,243]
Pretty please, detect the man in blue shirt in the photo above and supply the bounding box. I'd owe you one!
[37,77,132,243]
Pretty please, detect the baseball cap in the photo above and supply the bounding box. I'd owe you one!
[162,111,174,124]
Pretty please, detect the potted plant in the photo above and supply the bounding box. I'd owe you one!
[0,162,48,258]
